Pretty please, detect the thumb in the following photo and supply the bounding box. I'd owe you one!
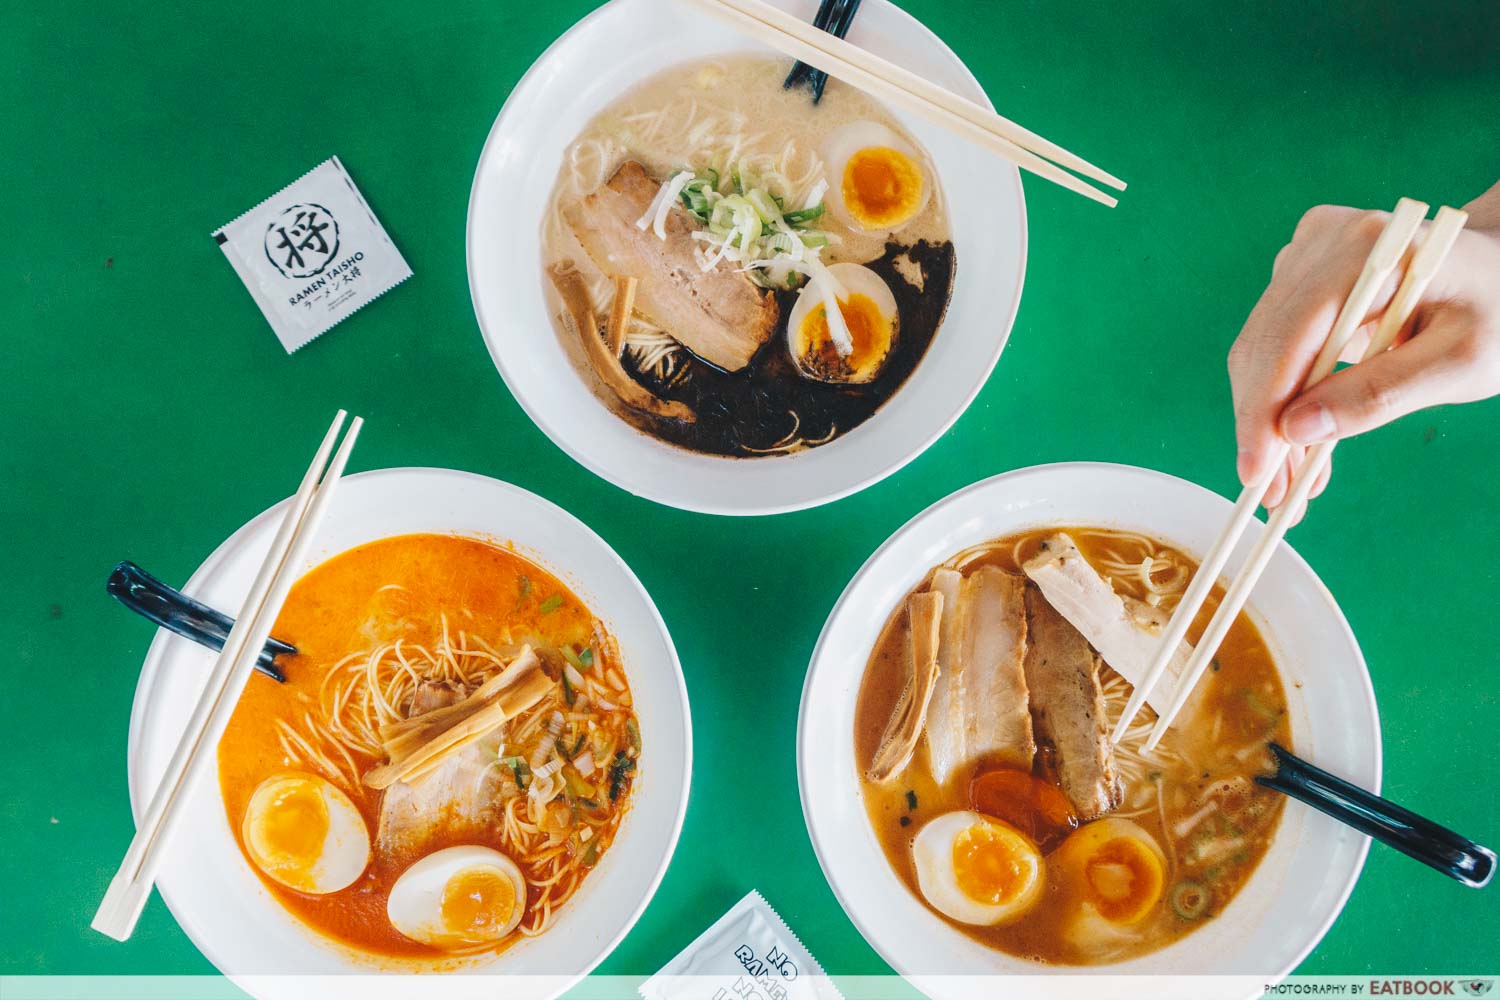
[1278,314,1467,444]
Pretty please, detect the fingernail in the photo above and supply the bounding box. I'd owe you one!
[1236,449,1259,485]
[1283,402,1336,444]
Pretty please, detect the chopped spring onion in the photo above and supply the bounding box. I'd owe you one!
[538,595,563,615]
[504,756,531,789]
[563,662,587,691]
[626,717,642,756]
[642,164,834,285]
[762,232,802,256]
[747,188,784,228]
[562,672,577,706]
[1170,880,1210,920]
[783,203,825,226]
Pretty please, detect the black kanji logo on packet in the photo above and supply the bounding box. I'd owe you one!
[263,203,340,279]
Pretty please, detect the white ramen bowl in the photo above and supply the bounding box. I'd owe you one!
[798,463,1380,998]
[466,0,1026,515]
[125,468,692,998]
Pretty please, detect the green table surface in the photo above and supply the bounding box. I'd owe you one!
[4,0,1498,983]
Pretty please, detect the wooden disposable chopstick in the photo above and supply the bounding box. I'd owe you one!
[683,0,1125,207]
[1106,200,1427,747]
[1133,203,1467,751]
[91,410,362,942]
[1106,199,1429,746]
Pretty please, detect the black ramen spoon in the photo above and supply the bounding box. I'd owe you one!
[107,560,292,682]
[1258,742,1494,887]
[783,0,864,104]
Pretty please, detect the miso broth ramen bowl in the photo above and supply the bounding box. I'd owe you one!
[466,0,1026,515]
[798,463,1380,998]
[125,468,692,998]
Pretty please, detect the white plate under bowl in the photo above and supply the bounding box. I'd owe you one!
[466,0,1026,515]
[798,463,1380,997]
[126,468,692,997]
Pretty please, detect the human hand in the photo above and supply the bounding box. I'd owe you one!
[1227,183,1500,523]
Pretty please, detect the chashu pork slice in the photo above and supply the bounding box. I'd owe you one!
[375,682,501,854]
[923,566,1035,787]
[564,161,778,372]
[1022,533,1202,719]
[1023,583,1122,819]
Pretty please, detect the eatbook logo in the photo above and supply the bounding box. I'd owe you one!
[264,203,340,279]
[1461,982,1493,997]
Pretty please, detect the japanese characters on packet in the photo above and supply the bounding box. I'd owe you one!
[213,156,411,353]
[641,890,842,1000]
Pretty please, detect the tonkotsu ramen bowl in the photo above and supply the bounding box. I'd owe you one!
[798,463,1380,999]
[125,468,691,999]
[466,0,1026,515]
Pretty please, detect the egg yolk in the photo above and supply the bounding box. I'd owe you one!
[1082,837,1164,923]
[842,147,924,229]
[951,822,1039,906]
[440,866,517,942]
[797,293,890,381]
[245,779,328,892]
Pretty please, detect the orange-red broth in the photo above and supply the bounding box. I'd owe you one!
[854,528,1290,965]
[217,534,633,960]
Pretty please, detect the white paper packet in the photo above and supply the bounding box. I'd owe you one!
[641,890,842,1000]
[213,156,411,352]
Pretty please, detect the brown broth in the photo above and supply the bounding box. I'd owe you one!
[854,527,1290,965]
[217,534,633,962]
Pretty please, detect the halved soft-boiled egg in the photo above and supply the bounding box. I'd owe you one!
[387,845,526,949]
[1053,817,1166,925]
[241,773,369,894]
[787,262,899,384]
[821,120,930,233]
[912,810,1044,926]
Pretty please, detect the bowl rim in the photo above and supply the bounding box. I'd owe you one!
[796,460,1382,981]
[124,466,693,989]
[463,0,1029,516]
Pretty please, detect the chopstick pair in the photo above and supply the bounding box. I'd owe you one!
[91,411,362,942]
[1113,200,1469,750]
[683,0,1126,207]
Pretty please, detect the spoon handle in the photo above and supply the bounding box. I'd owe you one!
[1258,742,1494,888]
[782,0,864,103]
[107,561,291,682]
